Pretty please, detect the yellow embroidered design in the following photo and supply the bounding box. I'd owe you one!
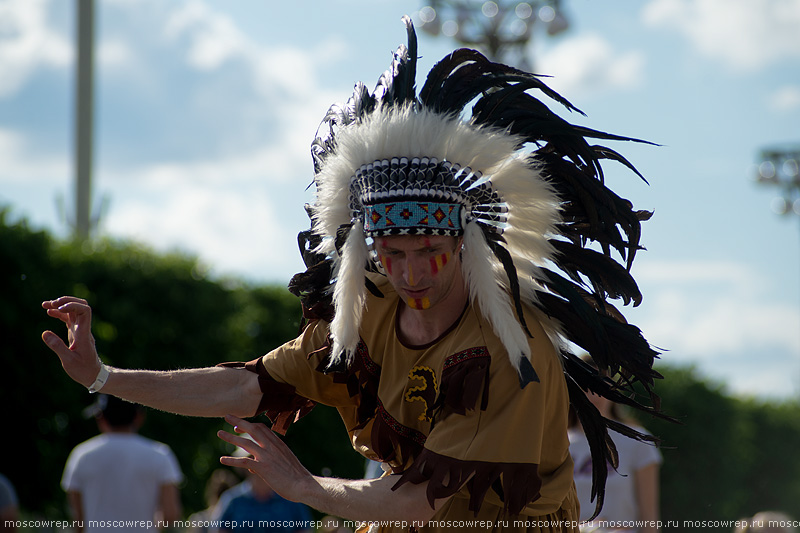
[405,366,439,422]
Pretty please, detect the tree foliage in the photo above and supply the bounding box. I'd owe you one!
[0,209,364,519]
[644,365,800,529]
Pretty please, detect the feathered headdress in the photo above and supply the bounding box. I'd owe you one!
[289,16,672,518]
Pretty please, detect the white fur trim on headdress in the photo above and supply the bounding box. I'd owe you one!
[312,105,534,250]
[461,220,531,372]
[329,219,369,367]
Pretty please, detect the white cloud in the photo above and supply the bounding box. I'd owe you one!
[97,38,133,68]
[769,85,800,112]
[537,34,645,98]
[97,144,317,282]
[643,0,800,72]
[0,127,67,185]
[631,259,800,398]
[102,181,307,282]
[0,0,72,97]
[163,1,248,71]
[162,1,343,102]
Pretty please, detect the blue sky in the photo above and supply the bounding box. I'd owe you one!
[2,0,799,400]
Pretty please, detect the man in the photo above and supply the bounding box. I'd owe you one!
[43,18,664,532]
[61,395,183,533]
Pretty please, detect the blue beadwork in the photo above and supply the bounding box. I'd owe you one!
[364,201,461,234]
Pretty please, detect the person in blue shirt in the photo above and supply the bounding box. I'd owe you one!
[210,442,313,533]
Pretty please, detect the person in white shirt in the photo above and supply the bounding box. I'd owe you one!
[62,395,184,532]
[568,390,662,533]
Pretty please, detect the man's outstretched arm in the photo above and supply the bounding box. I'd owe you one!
[41,296,262,418]
[218,415,444,525]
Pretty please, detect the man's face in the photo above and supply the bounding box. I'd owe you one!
[373,234,463,311]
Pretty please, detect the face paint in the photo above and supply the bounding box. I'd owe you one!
[378,255,392,274]
[378,239,393,274]
[407,297,431,310]
[429,251,451,275]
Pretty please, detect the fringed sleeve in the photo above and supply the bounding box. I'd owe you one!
[315,339,382,429]
[218,319,358,434]
[217,358,316,435]
[393,448,542,516]
[433,347,491,422]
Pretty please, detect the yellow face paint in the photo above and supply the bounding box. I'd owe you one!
[430,251,451,275]
[407,297,430,310]
[378,255,392,274]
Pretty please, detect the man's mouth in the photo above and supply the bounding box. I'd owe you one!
[403,287,429,297]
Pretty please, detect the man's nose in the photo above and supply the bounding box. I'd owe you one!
[404,261,417,286]
[403,256,427,286]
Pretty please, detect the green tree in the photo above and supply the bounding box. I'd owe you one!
[644,365,799,530]
[0,209,363,519]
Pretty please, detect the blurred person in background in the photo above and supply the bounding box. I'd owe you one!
[735,511,798,533]
[568,381,662,533]
[0,473,19,532]
[62,395,184,532]
[185,469,240,533]
[210,437,312,533]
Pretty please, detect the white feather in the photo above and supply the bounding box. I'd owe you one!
[461,220,531,372]
[329,220,369,368]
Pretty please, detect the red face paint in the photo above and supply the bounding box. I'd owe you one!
[378,240,394,274]
[429,251,451,276]
[407,297,430,310]
[379,255,392,274]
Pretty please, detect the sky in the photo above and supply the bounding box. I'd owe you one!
[1,0,799,400]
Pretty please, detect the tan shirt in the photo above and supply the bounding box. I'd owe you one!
[247,277,577,531]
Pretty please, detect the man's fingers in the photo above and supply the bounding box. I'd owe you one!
[217,428,276,459]
[219,455,256,470]
[225,414,251,430]
[53,301,92,319]
[217,429,257,452]
[41,296,89,309]
[41,330,67,353]
[43,299,92,330]
[45,308,71,324]
[224,414,272,440]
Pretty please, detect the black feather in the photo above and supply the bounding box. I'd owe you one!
[517,356,540,388]
[549,239,643,306]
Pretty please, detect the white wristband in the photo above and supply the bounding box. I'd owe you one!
[88,363,110,393]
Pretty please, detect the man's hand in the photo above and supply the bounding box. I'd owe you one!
[218,418,441,523]
[41,296,102,388]
[218,414,314,503]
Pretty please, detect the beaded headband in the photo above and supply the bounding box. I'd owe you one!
[350,156,508,237]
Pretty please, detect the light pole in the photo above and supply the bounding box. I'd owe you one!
[416,0,569,70]
[72,0,99,240]
[74,0,94,239]
[755,146,800,220]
